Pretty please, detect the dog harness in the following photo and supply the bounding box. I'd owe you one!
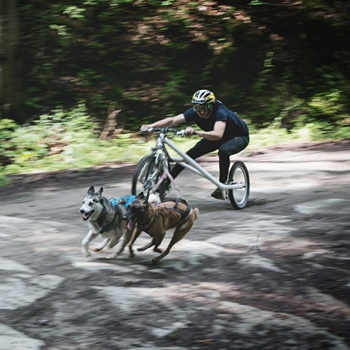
[97,196,136,234]
[98,196,136,234]
[140,197,191,231]
[93,195,135,235]
[166,197,191,223]
[110,195,135,209]
[97,205,118,234]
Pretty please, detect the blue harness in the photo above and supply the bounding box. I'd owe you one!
[110,195,136,209]
[98,195,136,235]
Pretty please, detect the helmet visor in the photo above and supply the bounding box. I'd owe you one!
[192,103,213,113]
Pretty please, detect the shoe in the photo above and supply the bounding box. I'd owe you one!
[211,187,224,200]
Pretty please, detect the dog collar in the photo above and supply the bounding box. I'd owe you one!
[96,200,118,234]
[96,206,108,228]
[99,206,118,234]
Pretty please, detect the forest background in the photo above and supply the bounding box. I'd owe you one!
[0,0,349,182]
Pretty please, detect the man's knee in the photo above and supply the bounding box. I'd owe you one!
[219,137,247,156]
[219,142,240,156]
[218,147,231,158]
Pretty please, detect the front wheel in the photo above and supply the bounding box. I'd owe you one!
[228,161,250,209]
[131,155,167,200]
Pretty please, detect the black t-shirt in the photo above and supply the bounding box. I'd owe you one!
[183,100,249,139]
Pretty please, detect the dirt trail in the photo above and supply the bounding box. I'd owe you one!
[0,140,349,350]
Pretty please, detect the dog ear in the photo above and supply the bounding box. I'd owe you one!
[88,186,95,194]
[141,190,151,207]
[98,187,104,197]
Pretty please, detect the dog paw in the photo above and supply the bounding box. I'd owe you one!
[128,247,135,258]
[92,248,102,252]
[154,248,162,253]
[83,252,91,258]
[151,258,159,265]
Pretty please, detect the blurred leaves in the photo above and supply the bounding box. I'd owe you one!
[3,0,349,134]
[0,103,198,179]
[1,102,348,177]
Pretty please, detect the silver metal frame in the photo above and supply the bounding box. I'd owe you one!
[164,137,244,191]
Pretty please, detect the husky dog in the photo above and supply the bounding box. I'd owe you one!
[80,186,133,259]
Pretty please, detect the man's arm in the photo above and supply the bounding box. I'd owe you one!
[140,114,186,131]
[195,121,226,141]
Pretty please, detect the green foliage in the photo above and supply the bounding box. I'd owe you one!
[0,119,19,170]
[0,118,18,139]
[0,100,348,186]
[63,6,86,19]
[0,103,193,179]
[18,0,252,124]
[2,0,349,145]
[0,103,202,183]
[307,90,345,119]
[1,104,97,173]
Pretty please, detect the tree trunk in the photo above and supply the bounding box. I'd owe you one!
[0,0,21,121]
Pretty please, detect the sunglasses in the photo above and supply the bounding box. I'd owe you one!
[192,103,213,113]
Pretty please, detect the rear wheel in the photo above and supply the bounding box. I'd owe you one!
[228,161,250,209]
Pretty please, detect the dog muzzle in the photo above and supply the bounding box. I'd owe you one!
[80,209,94,221]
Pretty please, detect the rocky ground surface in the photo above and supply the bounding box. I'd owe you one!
[0,139,349,350]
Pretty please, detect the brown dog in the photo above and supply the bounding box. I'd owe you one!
[124,194,199,264]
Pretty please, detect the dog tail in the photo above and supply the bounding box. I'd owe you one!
[193,208,199,221]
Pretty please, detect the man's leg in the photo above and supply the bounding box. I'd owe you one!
[218,136,249,183]
[170,138,221,179]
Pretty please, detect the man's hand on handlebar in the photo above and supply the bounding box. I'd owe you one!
[140,125,151,132]
[139,125,197,137]
[185,127,197,136]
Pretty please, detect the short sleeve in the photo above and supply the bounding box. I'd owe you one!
[183,108,196,123]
